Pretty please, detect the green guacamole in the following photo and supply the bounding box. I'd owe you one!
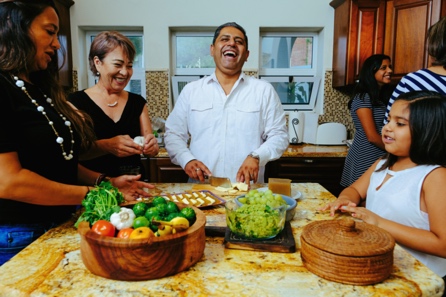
[227,204,285,239]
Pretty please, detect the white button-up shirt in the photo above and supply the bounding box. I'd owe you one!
[164,72,288,183]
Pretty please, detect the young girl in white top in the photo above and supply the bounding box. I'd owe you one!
[321,90,446,282]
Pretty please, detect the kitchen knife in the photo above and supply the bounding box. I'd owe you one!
[208,176,232,188]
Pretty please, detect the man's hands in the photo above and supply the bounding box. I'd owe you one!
[236,155,259,184]
[184,160,212,182]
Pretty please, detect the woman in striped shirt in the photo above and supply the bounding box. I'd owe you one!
[384,16,446,123]
[340,54,394,187]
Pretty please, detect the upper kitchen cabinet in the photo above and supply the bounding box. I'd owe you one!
[330,0,386,87]
[384,0,442,81]
[331,0,446,87]
[54,0,74,89]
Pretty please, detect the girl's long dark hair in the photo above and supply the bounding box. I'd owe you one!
[379,90,446,170]
[0,0,96,152]
[348,54,394,110]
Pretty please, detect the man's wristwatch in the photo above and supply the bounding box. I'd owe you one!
[248,152,260,161]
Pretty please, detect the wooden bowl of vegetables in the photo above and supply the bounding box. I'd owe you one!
[76,184,206,281]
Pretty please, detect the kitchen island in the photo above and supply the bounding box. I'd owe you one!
[0,183,443,297]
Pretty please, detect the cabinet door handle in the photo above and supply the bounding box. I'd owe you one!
[303,159,314,163]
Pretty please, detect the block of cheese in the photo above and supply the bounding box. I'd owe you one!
[268,178,291,196]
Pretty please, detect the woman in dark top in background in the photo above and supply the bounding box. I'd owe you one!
[0,1,152,265]
[341,54,394,187]
[69,31,159,179]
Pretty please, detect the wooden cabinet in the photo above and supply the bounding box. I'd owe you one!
[148,157,188,183]
[331,0,446,86]
[54,0,74,88]
[384,0,442,81]
[330,0,386,87]
[265,157,345,197]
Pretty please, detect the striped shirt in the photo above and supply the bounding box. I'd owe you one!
[340,94,386,187]
[384,69,446,123]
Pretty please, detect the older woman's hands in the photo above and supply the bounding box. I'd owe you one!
[111,175,155,201]
[142,134,159,157]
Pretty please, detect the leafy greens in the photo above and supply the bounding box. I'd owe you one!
[74,181,124,228]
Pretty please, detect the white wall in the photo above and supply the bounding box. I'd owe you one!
[70,0,335,112]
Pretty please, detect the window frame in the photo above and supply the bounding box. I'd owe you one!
[171,30,215,76]
[86,31,146,98]
[259,31,318,76]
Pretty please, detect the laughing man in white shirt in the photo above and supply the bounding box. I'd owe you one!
[165,22,288,186]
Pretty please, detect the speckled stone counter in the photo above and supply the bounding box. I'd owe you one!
[0,183,443,297]
[157,144,348,158]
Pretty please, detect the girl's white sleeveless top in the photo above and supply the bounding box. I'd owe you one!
[367,159,446,276]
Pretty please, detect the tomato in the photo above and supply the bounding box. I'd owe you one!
[116,227,134,239]
[91,220,116,237]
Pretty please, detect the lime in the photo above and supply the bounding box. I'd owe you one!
[180,207,196,224]
[144,206,160,221]
[132,216,150,229]
[156,203,168,216]
[166,201,179,214]
[166,212,182,221]
[132,202,148,217]
[153,196,167,206]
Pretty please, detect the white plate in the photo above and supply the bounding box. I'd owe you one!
[256,187,302,200]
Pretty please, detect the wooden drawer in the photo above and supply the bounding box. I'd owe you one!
[148,157,188,183]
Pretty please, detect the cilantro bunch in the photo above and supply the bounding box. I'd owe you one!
[74,181,124,228]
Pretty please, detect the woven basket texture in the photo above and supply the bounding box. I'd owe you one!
[300,218,395,285]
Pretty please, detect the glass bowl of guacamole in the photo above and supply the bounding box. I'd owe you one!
[225,199,287,240]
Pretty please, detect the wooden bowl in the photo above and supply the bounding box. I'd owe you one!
[77,205,206,281]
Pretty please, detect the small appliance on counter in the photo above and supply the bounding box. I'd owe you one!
[302,113,347,145]
[287,110,305,144]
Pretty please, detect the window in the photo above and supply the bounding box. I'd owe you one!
[260,32,317,76]
[171,75,200,105]
[170,30,214,106]
[260,31,320,112]
[86,31,146,98]
[260,76,320,111]
[172,31,214,76]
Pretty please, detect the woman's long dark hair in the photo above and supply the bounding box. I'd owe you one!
[379,90,446,170]
[348,54,394,110]
[0,0,96,151]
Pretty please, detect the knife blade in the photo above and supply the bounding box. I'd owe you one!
[208,176,232,188]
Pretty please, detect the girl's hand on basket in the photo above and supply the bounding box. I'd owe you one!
[319,198,356,217]
[339,205,380,226]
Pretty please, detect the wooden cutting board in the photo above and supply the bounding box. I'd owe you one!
[224,222,296,253]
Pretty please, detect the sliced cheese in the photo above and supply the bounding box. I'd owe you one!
[215,186,232,192]
[233,182,248,192]
[205,196,215,203]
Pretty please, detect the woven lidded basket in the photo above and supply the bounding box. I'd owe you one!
[301,218,395,285]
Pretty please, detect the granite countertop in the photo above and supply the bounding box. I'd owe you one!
[0,183,443,297]
[156,144,348,158]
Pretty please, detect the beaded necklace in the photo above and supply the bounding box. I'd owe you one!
[13,75,74,160]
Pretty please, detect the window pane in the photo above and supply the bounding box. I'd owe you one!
[176,36,214,69]
[127,36,143,68]
[271,81,314,104]
[261,36,313,69]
